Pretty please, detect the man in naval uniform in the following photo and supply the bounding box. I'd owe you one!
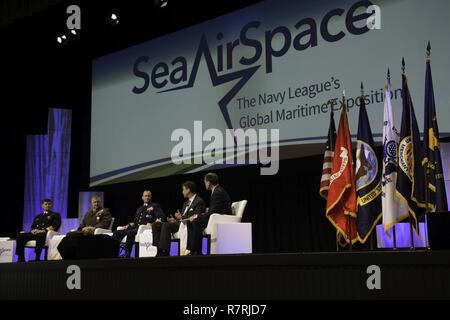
[113,190,165,257]
[15,199,61,262]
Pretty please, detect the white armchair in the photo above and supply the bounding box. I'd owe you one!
[112,223,153,257]
[116,223,152,243]
[204,200,248,254]
[93,217,115,236]
[24,230,62,260]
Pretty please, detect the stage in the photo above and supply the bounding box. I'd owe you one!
[1,250,449,300]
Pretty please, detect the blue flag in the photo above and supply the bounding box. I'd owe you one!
[396,71,426,231]
[356,94,382,243]
[423,54,448,212]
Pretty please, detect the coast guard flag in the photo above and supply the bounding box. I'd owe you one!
[355,95,382,243]
[320,110,337,200]
[326,101,358,244]
[382,84,408,235]
[396,71,426,231]
[422,56,448,212]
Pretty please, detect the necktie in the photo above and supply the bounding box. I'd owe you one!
[183,200,191,215]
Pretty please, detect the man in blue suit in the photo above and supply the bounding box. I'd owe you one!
[152,181,206,256]
[188,173,232,255]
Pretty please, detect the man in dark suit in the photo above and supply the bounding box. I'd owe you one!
[188,172,232,255]
[152,181,205,256]
[113,190,165,257]
[66,196,112,236]
[15,199,61,262]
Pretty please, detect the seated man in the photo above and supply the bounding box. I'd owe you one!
[15,198,61,262]
[152,181,205,256]
[113,190,165,257]
[67,195,112,236]
[188,172,231,255]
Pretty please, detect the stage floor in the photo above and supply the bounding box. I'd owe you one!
[1,250,449,299]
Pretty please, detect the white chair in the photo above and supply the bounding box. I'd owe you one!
[116,223,153,257]
[68,217,115,235]
[47,234,66,260]
[138,229,158,257]
[204,200,248,254]
[24,230,62,260]
[93,217,115,235]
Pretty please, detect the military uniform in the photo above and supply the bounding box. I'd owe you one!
[113,202,165,257]
[66,207,112,237]
[15,211,61,261]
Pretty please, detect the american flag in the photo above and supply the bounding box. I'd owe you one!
[319,110,336,200]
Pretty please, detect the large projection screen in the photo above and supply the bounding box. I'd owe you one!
[91,0,450,186]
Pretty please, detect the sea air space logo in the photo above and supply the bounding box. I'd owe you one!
[131,1,376,130]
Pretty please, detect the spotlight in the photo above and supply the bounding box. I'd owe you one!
[56,34,68,44]
[154,0,168,8]
[71,29,77,35]
[109,13,119,25]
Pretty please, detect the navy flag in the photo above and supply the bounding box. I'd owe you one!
[396,60,426,231]
[423,43,448,212]
[355,87,382,243]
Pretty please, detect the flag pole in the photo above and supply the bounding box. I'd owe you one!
[423,41,432,250]
[342,90,353,251]
[360,82,376,251]
[403,57,415,251]
[328,98,340,252]
[424,160,431,250]
[387,68,398,251]
[347,211,353,251]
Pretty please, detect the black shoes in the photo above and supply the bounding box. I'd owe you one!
[156,248,169,256]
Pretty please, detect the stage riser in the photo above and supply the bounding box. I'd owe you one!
[1,251,449,299]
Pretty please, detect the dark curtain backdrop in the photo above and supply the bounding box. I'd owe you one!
[1,0,347,253]
[88,155,337,253]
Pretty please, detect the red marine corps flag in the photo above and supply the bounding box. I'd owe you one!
[326,95,358,244]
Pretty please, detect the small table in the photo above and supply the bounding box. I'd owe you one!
[138,230,157,257]
[216,223,252,254]
[0,238,15,263]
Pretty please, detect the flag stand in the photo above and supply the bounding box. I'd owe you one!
[328,100,339,253]
[347,215,353,251]
[336,233,339,252]
[370,231,374,251]
[423,43,432,251]
[393,225,397,250]
[409,217,415,250]
[423,160,432,250]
